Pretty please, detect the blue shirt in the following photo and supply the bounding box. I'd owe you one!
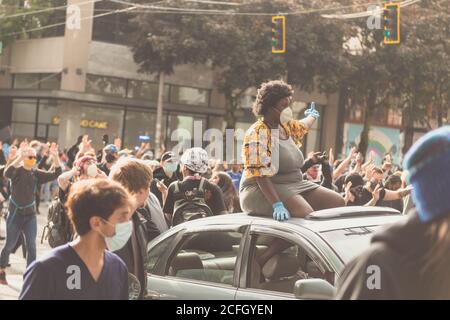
[227,170,242,191]
[19,244,128,300]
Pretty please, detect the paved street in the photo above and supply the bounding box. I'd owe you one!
[0,204,52,300]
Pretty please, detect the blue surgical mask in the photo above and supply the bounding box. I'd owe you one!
[164,163,178,173]
[101,220,133,252]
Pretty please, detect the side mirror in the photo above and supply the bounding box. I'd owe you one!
[294,279,336,300]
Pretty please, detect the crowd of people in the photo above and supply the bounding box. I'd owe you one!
[0,79,443,300]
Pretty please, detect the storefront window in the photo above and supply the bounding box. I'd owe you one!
[86,74,127,97]
[123,109,167,150]
[11,123,35,140]
[38,100,59,124]
[166,114,207,150]
[12,99,37,122]
[170,86,210,106]
[78,104,125,150]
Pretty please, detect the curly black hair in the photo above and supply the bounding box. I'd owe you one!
[252,80,293,116]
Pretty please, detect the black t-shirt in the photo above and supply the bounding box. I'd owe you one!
[19,244,128,300]
[347,186,386,206]
[150,166,182,206]
[163,178,227,216]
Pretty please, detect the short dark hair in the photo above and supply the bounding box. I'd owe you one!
[385,174,401,187]
[110,158,153,193]
[66,179,132,236]
[252,80,293,116]
[344,173,364,187]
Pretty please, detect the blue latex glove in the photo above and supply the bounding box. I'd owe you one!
[304,102,320,119]
[272,201,290,221]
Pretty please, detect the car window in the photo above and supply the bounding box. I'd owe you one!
[247,234,334,295]
[166,230,243,286]
[147,233,178,274]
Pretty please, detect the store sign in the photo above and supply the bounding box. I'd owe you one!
[80,119,108,129]
[52,116,61,125]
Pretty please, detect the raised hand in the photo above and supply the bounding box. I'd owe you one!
[371,184,382,202]
[304,102,320,119]
[328,148,334,167]
[49,143,59,158]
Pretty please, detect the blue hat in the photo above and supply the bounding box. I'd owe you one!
[403,126,450,223]
[104,144,118,154]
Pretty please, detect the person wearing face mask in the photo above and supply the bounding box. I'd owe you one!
[19,179,132,299]
[0,142,61,285]
[57,155,106,204]
[240,80,345,222]
[110,158,157,299]
[150,151,182,206]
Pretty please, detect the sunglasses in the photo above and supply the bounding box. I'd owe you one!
[27,156,37,160]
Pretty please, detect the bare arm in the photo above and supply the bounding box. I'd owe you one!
[383,188,412,201]
[255,176,280,205]
[333,147,357,180]
[58,167,78,191]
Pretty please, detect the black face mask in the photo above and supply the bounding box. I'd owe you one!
[105,153,116,164]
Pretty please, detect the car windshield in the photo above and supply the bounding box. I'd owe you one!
[320,226,383,264]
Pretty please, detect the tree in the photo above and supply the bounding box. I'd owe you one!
[0,0,66,47]
[129,0,213,156]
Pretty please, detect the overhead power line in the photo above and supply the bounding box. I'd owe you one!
[0,0,101,20]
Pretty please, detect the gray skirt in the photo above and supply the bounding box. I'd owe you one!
[239,174,319,216]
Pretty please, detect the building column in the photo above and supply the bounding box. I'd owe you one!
[58,0,94,147]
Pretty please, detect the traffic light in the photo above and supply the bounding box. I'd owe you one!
[383,3,400,44]
[271,16,286,53]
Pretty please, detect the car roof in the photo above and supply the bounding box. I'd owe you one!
[183,206,405,233]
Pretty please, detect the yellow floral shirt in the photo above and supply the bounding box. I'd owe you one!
[242,119,309,178]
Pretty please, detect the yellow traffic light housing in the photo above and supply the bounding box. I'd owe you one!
[271,16,286,53]
[383,3,400,44]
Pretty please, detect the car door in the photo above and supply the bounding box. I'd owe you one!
[146,223,249,300]
[235,224,335,300]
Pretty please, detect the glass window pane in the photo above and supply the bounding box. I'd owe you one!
[13,74,40,89]
[127,80,158,100]
[48,125,59,143]
[170,86,209,106]
[86,74,127,97]
[36,124,47,138]
[167,231,243,286]
[11,123,35,140]
[147,233,178,274]
[38,100,59,124]
[124,110,167,150]
[12,99,37,122]
[77,104,125,150]
[40,73,61,90]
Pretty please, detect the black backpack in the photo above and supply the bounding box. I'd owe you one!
[172,178,213,226]
[41,197,73,248]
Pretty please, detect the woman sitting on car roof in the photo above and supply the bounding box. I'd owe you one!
[239,80,344,221]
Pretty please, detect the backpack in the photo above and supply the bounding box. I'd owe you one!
[41,197,73,248]
[172,178,213,226]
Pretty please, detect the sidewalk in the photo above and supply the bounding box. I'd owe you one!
[0,204,52,300]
